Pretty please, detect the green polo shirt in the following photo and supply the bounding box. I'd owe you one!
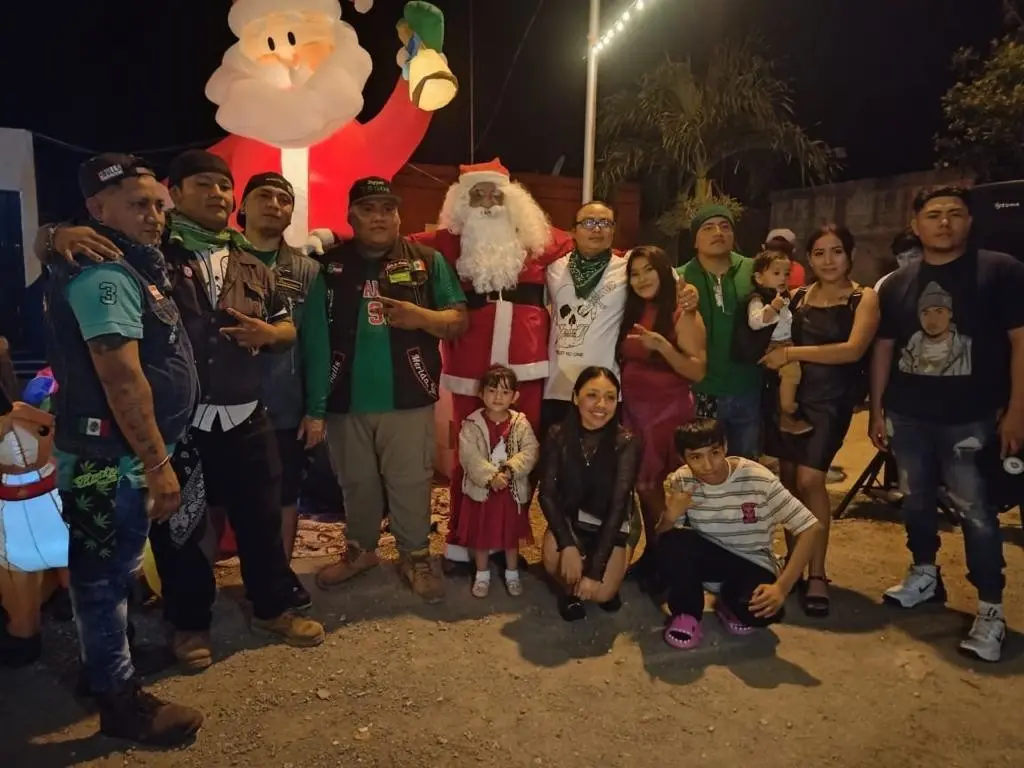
[677,252,761,397]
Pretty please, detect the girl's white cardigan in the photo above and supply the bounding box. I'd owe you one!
[458,409,539,505]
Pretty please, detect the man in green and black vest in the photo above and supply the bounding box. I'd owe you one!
[315,178,468,603]
[238,171,330,611]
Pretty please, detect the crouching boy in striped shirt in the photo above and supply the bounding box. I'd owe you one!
[656,418,818,650]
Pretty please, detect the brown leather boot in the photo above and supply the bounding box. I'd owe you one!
[97,681,203,747]
[171,631,213,673]
[315,545,379,590]
[398,549,445,604]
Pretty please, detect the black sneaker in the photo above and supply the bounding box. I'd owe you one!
[558,595,586,622]
[97,681,203,747]
[289,583,313,612]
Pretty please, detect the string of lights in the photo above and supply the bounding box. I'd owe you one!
[592,0,652,56]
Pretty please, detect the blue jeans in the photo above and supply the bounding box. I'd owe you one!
[698,390,762,459]
[66,479,150,694]
[887,412,1005,603]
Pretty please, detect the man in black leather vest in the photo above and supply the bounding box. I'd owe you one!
[44,154,203,746]
[315,178,468,603]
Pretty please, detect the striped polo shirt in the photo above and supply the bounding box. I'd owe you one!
[665,457,817,573]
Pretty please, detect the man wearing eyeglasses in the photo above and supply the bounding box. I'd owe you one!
[542,203,625,431]
[678,205,763,459]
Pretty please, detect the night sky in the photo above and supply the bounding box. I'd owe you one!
[2,0,1008,216]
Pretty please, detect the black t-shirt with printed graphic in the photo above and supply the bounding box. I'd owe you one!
[877,248,1024,424]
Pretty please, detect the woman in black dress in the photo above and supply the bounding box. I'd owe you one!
[760,225,880,616]
[539,367,642,621]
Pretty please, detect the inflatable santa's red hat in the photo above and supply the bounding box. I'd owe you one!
[458,158,511,187]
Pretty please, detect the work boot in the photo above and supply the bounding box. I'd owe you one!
[399,549,445,604]
[97,681,203,747]
[314,545,379,590]
[171,631,213,673]
[251,610,325,648]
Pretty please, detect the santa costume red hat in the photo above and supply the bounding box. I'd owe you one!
[228,0,373,36]
[457,158,511,188]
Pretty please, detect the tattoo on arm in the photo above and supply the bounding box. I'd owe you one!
[87,335,168,469]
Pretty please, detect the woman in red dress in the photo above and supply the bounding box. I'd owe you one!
[617,246,706,590]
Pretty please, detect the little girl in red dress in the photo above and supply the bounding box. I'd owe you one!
[455,365,539,598]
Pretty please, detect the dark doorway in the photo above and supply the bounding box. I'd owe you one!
[0,190,25,347]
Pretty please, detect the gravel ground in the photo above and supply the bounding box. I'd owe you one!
[2,413,1023,768]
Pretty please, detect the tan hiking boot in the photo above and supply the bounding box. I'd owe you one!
[251,610,326,647]
[779,413,814,435]
[171,631,212,673]
[399,550,445,604]
[315,545,379,590]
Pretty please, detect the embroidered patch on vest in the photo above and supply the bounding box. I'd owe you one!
[329,352,346,388]
[407,347,438,398]
[147,284,164,300]
[326,263,344,275]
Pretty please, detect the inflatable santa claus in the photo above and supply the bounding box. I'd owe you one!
[410,159,574,562]
[205,0,456,242]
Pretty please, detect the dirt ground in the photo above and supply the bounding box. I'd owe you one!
[2,411,1024,768]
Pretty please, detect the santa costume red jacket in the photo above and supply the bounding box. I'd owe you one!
[410,160,572,563]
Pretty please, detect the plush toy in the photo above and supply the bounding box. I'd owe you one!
[205,0,457,243]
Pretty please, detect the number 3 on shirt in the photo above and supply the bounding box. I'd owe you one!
[367,300,386,326]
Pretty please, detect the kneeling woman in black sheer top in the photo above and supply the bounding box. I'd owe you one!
[539,367,642,621]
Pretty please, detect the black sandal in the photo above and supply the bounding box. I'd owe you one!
[800,575,831,618]
[558,594,587,622]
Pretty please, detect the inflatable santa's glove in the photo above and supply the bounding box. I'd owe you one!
[304,228,337,256]
[397,3,457,112]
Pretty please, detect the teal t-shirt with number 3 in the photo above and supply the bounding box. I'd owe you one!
[55,263,172,490]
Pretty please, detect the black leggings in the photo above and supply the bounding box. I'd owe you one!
[657,527,782,627]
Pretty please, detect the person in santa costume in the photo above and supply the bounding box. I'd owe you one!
[409,159,574,564]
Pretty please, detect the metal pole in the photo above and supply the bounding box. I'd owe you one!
[582,0,600,204]
[469,0,475,163]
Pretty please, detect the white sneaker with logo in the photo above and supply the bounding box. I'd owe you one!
[959,603,1006,663]
[883,565,947,608]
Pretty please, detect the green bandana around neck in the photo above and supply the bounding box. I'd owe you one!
[167,212,253,254]
[568,248,612,299]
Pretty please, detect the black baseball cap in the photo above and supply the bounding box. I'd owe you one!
[78,153,156,199]
[167,149,234,188]
[349,177,400,207]
[242,172,295,203]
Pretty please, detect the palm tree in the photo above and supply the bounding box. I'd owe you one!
[597,37,837,235]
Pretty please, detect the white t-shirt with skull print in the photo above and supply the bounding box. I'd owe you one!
[543,253,629,402]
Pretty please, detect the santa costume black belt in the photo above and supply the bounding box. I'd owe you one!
[464,284,545,310]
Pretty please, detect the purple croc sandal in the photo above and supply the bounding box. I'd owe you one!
[716,603,755,636]
[664,614,703,650]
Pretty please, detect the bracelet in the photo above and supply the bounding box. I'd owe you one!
[144,455,172,474]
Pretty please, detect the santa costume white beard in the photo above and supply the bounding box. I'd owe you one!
[456,207,528,293]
